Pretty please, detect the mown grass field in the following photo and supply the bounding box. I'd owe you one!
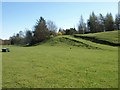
[2,31,118,88]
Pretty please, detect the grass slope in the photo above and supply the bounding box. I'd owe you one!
[74,30,120,44]
[2,34,118,88]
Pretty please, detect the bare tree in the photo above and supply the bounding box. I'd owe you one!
[78,15,86,34]
[47,20,57,34]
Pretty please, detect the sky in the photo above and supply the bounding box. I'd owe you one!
[1,2,119,39]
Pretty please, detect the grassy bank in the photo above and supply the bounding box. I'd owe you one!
[74,30,119,44]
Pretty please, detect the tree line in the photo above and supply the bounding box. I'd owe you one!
[86,12,120,33]
[10,17,57,46]
[10,12,120,46]
[59,12,120,35]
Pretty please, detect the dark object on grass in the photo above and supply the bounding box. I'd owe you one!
[2,48,10,52]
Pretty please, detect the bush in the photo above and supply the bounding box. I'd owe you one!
[57,32,62,35]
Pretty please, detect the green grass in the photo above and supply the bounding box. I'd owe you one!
[2,33,118,88]
[75,30,120,44]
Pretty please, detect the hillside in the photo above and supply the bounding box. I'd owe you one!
[74,30,120,46]
[41,30,119,50]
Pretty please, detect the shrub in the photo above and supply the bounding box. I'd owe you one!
[57,32,62,35]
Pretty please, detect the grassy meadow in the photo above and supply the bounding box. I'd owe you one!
[2,31,118,88]
[75,30,120,44]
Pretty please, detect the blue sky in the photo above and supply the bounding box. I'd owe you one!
[2,2,118,39]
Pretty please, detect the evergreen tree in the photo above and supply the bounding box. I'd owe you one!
[115,14,120,30]
[88,12,98,33]
[65,28,77,35]
[97,14,105,32]
[33,17,50,43]
[104,13,114,31]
